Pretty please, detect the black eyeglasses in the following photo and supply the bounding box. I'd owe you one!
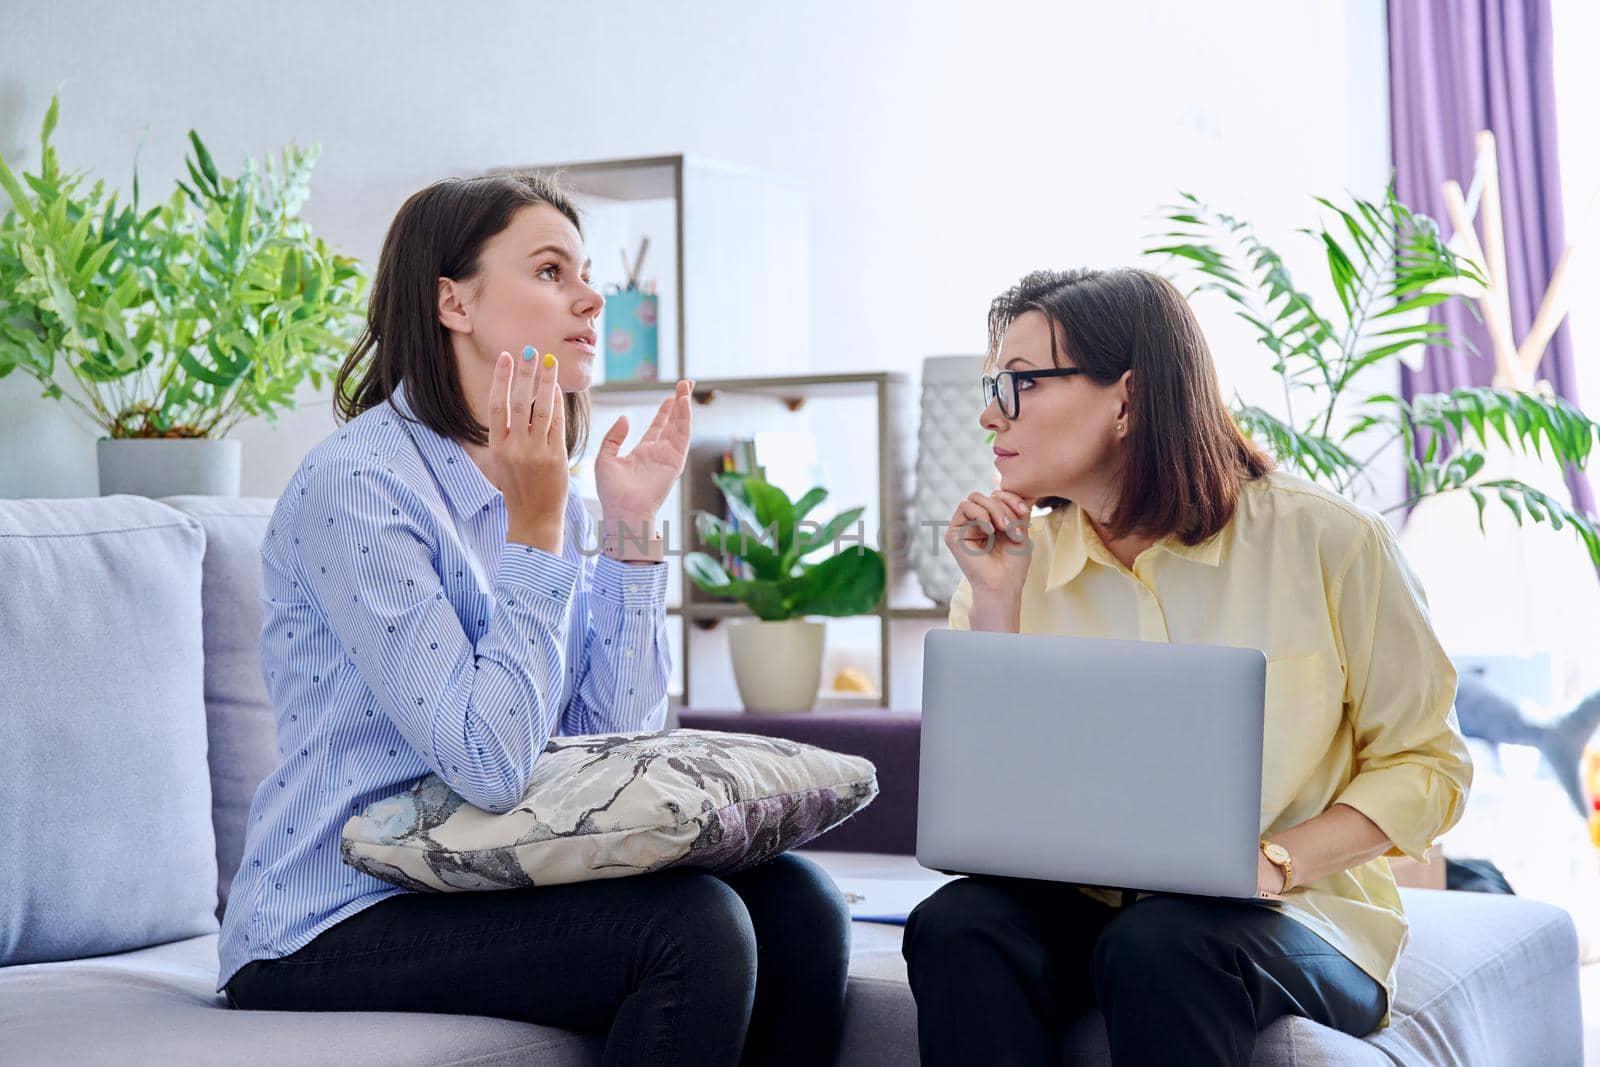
[981,368,1084,418]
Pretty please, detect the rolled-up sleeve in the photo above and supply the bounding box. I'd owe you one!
[1330,516,1473,863]
[287,459,575,813]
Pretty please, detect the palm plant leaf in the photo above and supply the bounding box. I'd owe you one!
[1144,185,1596,568]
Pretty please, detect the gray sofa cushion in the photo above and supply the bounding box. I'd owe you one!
[0,860,1580,1066]
[0,496,218,965]
[0,934,602,1066]
[827,854,1583,1067]
[162,496,277,920]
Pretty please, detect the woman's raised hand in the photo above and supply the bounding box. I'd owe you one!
[593,379,693,531]
[487,347,570,554]
[945,489,1036,603]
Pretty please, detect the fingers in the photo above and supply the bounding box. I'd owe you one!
[947,498,996,549]
[488,352,513,444]
[514,345,540,431]
[992,489,1033,518]
[970,491,1024,542]
[547,366,565,445]
[949,493,1022,550]
[599,414,629,457]
[668,380,692,451]
[640,380,691,442]
[529,349,556,431]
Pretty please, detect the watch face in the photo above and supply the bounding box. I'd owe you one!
[1264,843,1289,864]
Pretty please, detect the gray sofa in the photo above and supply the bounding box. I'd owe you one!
[0,494,1586,1065]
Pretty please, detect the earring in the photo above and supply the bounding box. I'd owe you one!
[1116,422,1126,437]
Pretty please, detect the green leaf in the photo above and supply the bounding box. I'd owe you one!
[189,131,220,193]
[799,506,866,558]
[40,94,59,150]
[682,553,791,619]
[683,551,731,588]
[179,350,236,388]
[713,473,797,560]
[1478,479,1600,566]
[694,510,782,579]
[792,486,828,522]
[1374,292,1452,318]
[779,548,886,618]
[1234,405,1358,483]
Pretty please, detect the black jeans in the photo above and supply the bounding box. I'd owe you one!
[902,876,1387,1067]
[226,852,850,1067]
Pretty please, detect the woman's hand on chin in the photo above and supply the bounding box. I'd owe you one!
[947,489,1035,632]
[594,379,694,529]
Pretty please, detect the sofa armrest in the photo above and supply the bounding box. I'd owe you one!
[677,709,921,855]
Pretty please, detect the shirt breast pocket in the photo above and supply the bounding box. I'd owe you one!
[1261,651,1343,817]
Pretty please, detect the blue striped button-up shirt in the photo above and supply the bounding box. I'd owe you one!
[216,384,671,991]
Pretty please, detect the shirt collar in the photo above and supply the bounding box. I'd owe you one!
[1043,502,1224,590]
[387,382,500,520]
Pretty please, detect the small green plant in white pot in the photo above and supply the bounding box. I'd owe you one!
[0,97,366,497]
[685,472,887,713]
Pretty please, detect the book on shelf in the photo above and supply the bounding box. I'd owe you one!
[719,439,762,580]
[715,432,827,582]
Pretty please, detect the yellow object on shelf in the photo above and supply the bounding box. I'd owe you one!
[831,667,875,694]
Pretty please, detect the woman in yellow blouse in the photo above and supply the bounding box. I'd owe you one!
[901,268,1472,1066]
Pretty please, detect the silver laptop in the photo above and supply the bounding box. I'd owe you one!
[917,630,1271,900]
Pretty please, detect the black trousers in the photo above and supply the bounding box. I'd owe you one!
[902,875,1387,1066]
[226,852,850,1067]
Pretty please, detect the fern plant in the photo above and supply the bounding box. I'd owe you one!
[1144,186,1600,566]
[0,96,366,438]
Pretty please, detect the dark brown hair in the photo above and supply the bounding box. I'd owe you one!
[985,267,1273,544]
[335,172,590,458]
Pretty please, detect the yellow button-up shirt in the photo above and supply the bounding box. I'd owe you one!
[946,470,1472,1015]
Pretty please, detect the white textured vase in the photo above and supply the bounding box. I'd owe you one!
[97,438,241,498]
[727,618,826,713]
[910,355,996,606]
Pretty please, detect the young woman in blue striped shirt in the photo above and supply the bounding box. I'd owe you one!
[218,173,851,1066]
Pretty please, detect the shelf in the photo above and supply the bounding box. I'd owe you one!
[497,152,918,708]
[889,606,949,619]
[591,372,905,405]
[493,155,681,202]
[666,603,948,621]
[669,602,748,618]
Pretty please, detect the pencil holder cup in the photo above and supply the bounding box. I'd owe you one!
[604,287,659,381]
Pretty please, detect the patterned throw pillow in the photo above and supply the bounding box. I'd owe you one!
[341,729,878,891]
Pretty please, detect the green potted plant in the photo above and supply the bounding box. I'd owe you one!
[0,96,366,496]
[685,472,887,712]
[1140,185,1600,565]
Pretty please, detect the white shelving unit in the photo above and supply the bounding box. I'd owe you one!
[496,155,946,708]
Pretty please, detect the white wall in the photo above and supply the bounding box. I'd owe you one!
[2,0,1392,502]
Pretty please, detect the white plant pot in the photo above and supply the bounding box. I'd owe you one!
[97,438,241,498]
[911,355,996,606]
[727,618,826,713]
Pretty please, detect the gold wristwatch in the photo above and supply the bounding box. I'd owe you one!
[1260,838,1294,892]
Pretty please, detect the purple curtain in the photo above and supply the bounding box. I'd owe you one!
[1389,0,1593,515]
